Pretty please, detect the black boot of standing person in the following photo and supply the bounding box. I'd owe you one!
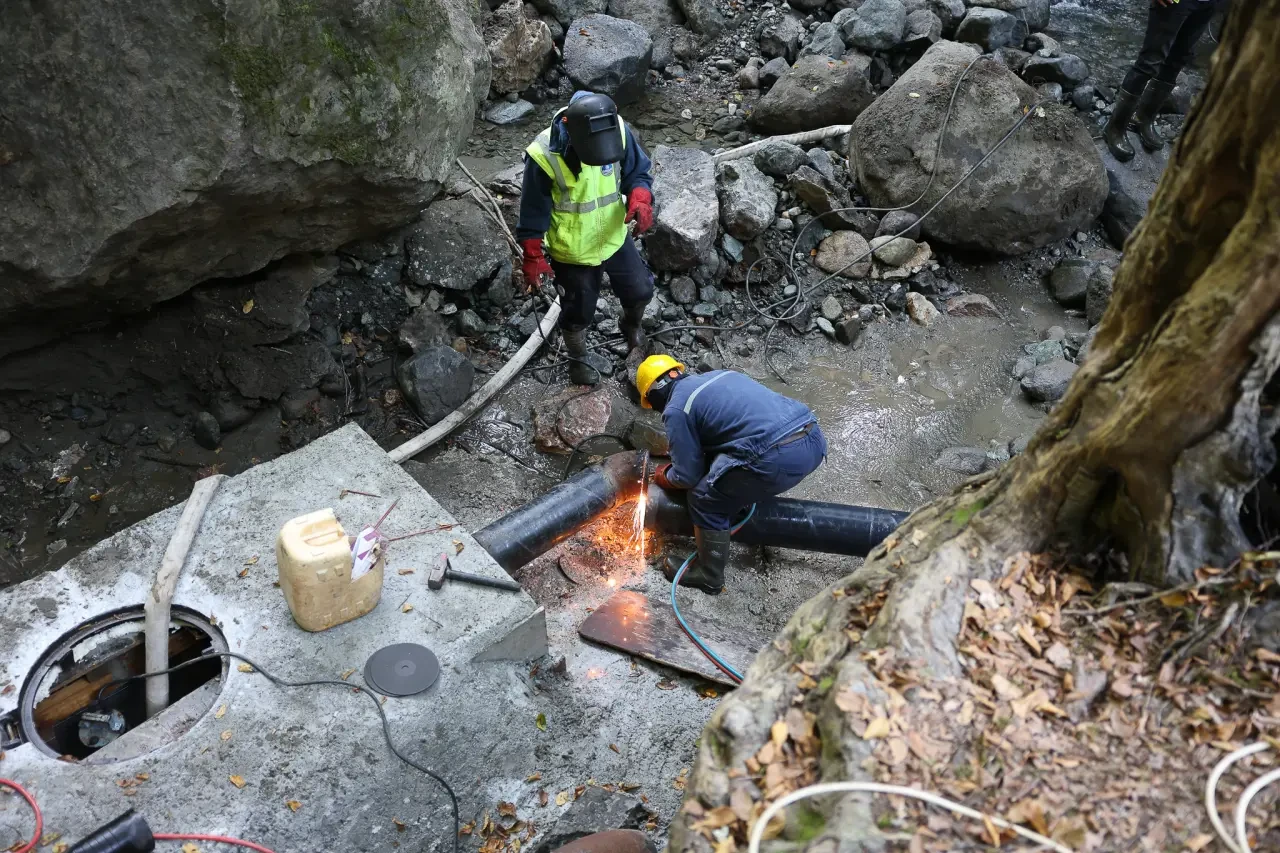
[1104,85,1142,162]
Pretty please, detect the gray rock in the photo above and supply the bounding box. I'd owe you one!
[482,98,537,125]
[1011,355,1036,379]
[751,53,875,135]
[400,306,455,353]
[905,9,943,44]
[691,302,719,318]
[0,428,10,447]
[758,13,806,63]
[993,46,1031,74]
[627,408,670,455]
[564,15,653,104]
[906,291,940,325]
[530,789,650,853]
[876,210,922,241]
[1022,53,1089,88]
[606,0,684,34]
[1077,323,1100,362]
[1022,0,1050,31]
[1020,358,1077,402]
[0,0,488,358]
[1042,324,1066,341]
[486,0,556,94]
[1047,257,1094,307]
[1098,142,1162,247]
[815,317,836,337]
[103,419,137,446]
[928,0,966,31]
[486,277,516,307]
[1024,338,1065,365]
[869,234,918,266]
[799,22,846,59]
[673,0,725,36]
[407,199,511,291]
[754,141,809,178]
[806,148,838,184]
[280,389,321,420]
[721,234,745,263]
[820,295,843,321]
[456,308,488,337]
[945,293,1001,317]
[736,62,761,89]
[966,0,1024,11]
[835,315,864,345]
[648,146,719,271]
[758,56,791,90]
[695,352,725,372]
[1009,434,1031,456]
[220,342,340,401]
[955,7,1018,51]
[815,231,872,278]
[935,445,987,475]
[209,395,255,431]
[1086,263,1113,326]
[1023,32,1059,55]
[717,159,778,240]
[851,41,1107,255]
[669,276,698,304]
[843,0,907,51]
[397,346,476,425]
[1036,81,1063,103]
[529,0,607,27]
[1070,83,1097,111]
[193,412,221,450]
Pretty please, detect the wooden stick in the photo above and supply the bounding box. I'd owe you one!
[456,158,523,257]
[712,124,853,163]
[389,296,562,463]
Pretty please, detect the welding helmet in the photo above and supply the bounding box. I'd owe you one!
[564,92,624,166]
[636,354,685,409]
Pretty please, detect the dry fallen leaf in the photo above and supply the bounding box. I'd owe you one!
[287,800,302,812]
[863,717,891,740]
[770,720,788,748]
[52,844,70,853]
[241,299,254,314]
[609,744,621,754]
[539,789,549,807]
[453,539,465,555]
[1016,622,1042,656]
[526,772,542,782]
[220,730,232,742]
[535,712,547,731]
[340,668,357,680]
[394,818,407,832]
[401,602,414,613]
[398,568,415,575]
[656,679,677,690]
[237,663,254,673]
[498,802,517,819]
[182,844,201,853]
[228,775,247,789]
[556,791,570,806]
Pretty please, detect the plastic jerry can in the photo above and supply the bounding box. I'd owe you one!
[276,508,384,632]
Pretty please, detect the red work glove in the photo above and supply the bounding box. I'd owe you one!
[521,238,553,293]
[652,462,681,490]
[626,187,654,236]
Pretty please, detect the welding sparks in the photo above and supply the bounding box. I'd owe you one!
[631,492,647,568]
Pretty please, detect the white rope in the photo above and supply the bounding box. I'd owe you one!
[1235,767,1280,851]
[1206,742,1270,853]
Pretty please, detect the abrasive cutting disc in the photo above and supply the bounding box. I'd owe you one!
[363,643,440,697]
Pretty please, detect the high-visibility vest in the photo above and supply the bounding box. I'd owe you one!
[525,119,628,267]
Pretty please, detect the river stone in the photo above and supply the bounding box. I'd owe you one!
[869,234,918,266]
[815,231,872,278]
[648,146,718,271]
[906,292,940,325]
[0,0,488,358]
[1022,53,1089,88]
[820,295,843,321]
[486,0,556,94]
[1024,338,1065,365]
[954,7,1018,51]
[758,13,806,63]
[1086,263,1114,326]
[851,40,1107,255]
[407,199,511,291]
[876,210,922,241]
[1020,357,1076,402]
[945,293,1001,317]
[606,0,684,34]
[935,445,987,475]
[669,276,698,305]
[845,0,907,51]
[755,141,809,179]
[482,99,537,125]
[750,53,875,134]
[564,15,653,104]
[674,0,725,36]
[799,22,847,59]
[398,346,475,425]
[1047,257,1094,307]
[758,57,790,90]
[791,167,874,233]
[717,160,777,240]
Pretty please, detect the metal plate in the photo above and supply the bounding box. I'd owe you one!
[578,590,760,687]
[363,643,440,697]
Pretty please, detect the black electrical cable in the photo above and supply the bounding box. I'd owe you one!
[96,651,460,853]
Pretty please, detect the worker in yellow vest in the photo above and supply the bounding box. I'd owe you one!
[517,91,656,385]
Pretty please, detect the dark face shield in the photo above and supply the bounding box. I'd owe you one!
[565,93,624,166]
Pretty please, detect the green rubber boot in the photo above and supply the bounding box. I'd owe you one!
[1132,80,1175,152]
[1104,85,1142,163]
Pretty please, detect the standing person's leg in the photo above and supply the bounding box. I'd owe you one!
[551,259,606,385]
[600,237,655,354]
[1109,1,1192,161]
[1133,1,1220,151]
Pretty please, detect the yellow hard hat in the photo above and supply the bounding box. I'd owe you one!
[636,354,685,408]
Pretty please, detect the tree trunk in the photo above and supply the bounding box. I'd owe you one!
[672,3,1280,851]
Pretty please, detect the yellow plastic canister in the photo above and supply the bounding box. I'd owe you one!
[276,508,383,632]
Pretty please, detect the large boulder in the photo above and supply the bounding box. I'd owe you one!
[486,0,555,94]
[398,346,476,425]
[530,0,607,27]
[928,0,966,31]
[0,0,489,357]
[758,13,807,63]
[406,199,511,291]
[563,14,653,104]
[1021,53,1089,88]
[749,53,876,134]
[674,0,725,36]
[606,0,684,34]
[647,146,718,271]
[954,7,1019,51]
[717,159,778,240]
[1023,0,1050,31]
[799,22,847,60]
[844,0,907,52]
[851,41,1107,255]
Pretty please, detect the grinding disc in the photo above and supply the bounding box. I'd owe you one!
[363,643,440,697]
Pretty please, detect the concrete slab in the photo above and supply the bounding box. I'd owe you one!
[0,424,550,852]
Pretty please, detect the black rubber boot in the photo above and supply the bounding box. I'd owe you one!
[620,301,648,353]
[1104,85,1142,163]
[562,328,600,386]
[663,527,730,595]
[1131,80,1174,152]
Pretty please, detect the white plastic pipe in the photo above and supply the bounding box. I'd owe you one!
[712,124,852,163]
[144,474,226,718]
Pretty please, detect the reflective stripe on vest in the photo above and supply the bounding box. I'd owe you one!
[525,122,628,266]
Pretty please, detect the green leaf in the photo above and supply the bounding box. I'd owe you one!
[535,712,547,731]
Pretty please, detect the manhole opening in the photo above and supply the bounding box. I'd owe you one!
[18,606,227,761]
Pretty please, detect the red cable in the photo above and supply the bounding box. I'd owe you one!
[155,833,278,853]
[0,777,43,853]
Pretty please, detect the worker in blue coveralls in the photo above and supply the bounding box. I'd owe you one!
[517,91,656,386]
[635,355,828,595]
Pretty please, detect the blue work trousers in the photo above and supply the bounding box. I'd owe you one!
[689,425,828,531]
[551,237,654,331]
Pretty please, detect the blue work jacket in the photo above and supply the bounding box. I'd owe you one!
[661,370,817,488]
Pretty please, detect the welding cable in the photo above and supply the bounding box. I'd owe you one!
[0,777,42,853]
[745,782,1073,853]
[670,504,757,684]
[1205,741,1277,853]
[153,832,277,852]
[96,651,460,853]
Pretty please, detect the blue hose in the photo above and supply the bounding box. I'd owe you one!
[670,504,756,684]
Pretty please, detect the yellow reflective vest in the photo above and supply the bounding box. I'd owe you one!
[524,120,628,266]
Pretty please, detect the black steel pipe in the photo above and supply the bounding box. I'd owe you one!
[474,451,646,573]
[643,483,908,557]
